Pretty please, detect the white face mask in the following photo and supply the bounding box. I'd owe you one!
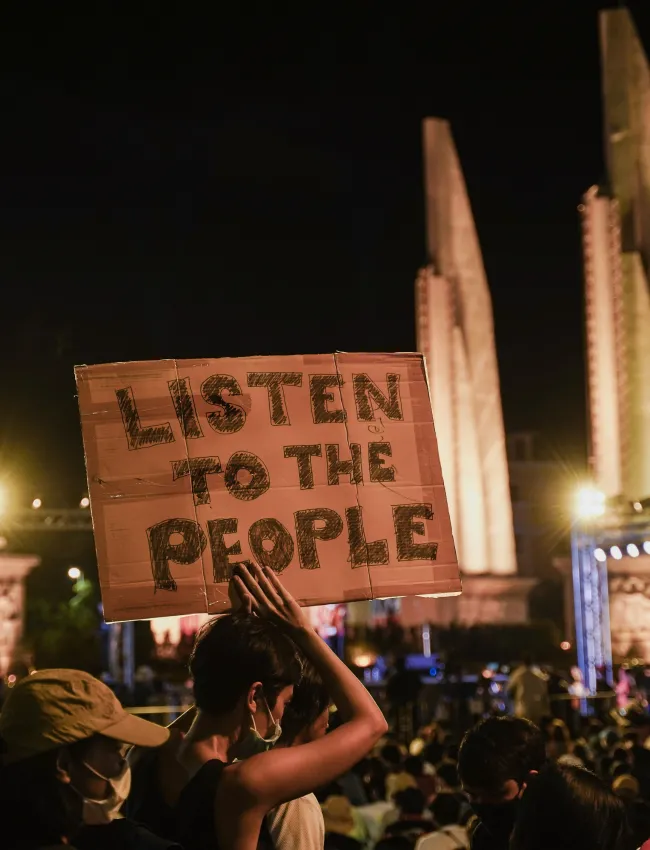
[77,759,132,825]
[238,696,282,758]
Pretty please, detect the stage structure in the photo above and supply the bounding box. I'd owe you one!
[405,118,533,628]
[574,8,650,693]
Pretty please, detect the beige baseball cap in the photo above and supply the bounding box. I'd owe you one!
[0,668,169,764]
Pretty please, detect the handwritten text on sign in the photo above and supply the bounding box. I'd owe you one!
[75,354,459,622]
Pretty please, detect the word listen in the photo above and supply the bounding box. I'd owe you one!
[116,370,403,448]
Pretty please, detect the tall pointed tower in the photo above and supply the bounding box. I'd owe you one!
[402,118,531,628]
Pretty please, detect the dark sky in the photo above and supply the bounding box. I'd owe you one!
[1,2,648,508]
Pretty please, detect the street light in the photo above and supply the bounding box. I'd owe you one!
[80,497,90,509]
[67,567,82,581]
[32,498,42,509]
[575,487,606,519]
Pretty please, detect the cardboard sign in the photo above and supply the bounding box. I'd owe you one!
[75,353,460,622]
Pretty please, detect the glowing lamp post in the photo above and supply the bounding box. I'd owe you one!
[571,486,613,711]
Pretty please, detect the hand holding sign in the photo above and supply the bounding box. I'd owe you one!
[233,562,311,636]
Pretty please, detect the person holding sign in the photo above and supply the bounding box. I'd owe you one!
[174,561,388,850]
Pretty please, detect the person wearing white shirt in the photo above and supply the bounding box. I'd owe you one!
[265,662,331,850]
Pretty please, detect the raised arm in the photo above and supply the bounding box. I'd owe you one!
[221,564,387,812]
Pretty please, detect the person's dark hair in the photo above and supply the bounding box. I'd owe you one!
[612,746,629,764]
[190,612,303,713]
[363,757,388,802]
[404,755,423,777]
[0,749,83,844]
[510,763,632,850]
[444,743,459,762]
[611,761,630,779]
[422,740,444,766]
[436,760,459,790]
[381,743,403,768]
[278,662,329,746]
[394,787,425,816]
[430,791,462,827]
[458,717,545,793]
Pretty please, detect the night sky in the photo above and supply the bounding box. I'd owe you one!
[1,2,648,509]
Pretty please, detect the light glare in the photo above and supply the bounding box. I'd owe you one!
[610,545,623,560]
[67,567,81,581]
[644,541,650,556]
[576,487,606,519]
[80,497,90,509]
[594,547,607,562]
[31,498,42,509]
[627,543,640,558]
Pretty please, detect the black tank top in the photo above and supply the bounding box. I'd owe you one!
[174,759,274,850]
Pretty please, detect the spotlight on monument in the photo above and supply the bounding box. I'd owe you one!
[627,543,640,558]
[610,545,623,560]
[575,487,606,519]
[67,567,81,581]
[594,547,607,562]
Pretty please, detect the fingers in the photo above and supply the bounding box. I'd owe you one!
[261,564,295,607]
[256,566,285,609]
[234,563,278,614]
[233,575,254,614]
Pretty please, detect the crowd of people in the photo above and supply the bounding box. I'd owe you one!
[0,562,649,849]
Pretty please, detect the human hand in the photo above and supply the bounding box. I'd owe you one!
[232,561,311,636]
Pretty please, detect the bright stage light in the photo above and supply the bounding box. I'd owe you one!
[594,548,607,562]
[575,487,606,519]
[627,543,640,557]
[31,498,42,509]
[644,541,650,556]
[610,545,623,560]
[67,567,81,581]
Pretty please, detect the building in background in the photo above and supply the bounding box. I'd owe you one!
[405,117,533,629]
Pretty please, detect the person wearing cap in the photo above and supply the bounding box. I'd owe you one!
[0,668,173,850]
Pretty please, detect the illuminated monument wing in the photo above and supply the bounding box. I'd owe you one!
[416,118,516,577]
[573,9,650,673]
[404,118,529,628]
[583,9,650,500]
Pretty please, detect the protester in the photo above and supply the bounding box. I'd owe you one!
[265,661,331,850]
[382,787,432,843]
[0,668,171,850]
[506,657,550,726]
[321,794,368,848]
[458,716,545,850]
[174,561,387,849]
[416,793,469,850]
[509,762,633,850]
